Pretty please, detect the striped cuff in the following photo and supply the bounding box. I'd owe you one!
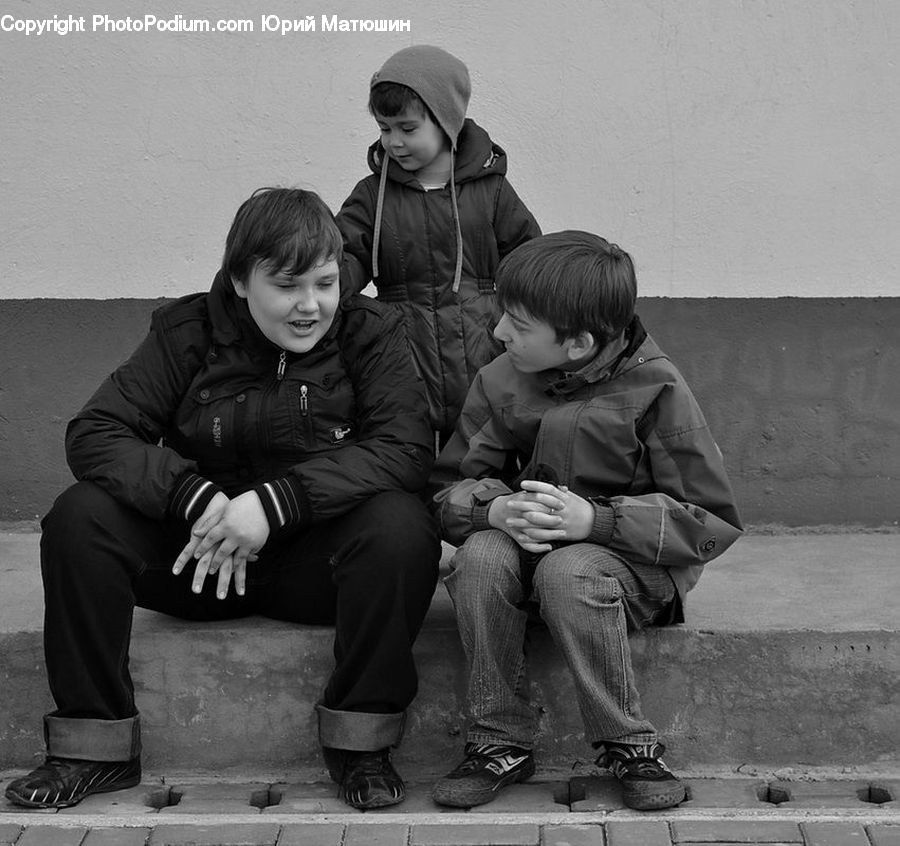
[587,504,617,546]
[254,476,310,538]
[169,472,223,526]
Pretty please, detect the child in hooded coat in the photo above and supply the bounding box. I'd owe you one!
[337,45,541,446]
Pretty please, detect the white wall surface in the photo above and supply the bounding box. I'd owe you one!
[1,0,898,299]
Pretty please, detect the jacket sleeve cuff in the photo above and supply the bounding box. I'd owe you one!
[169,473,223,526]
[586,504,616,546]
[254,476,311,538]
[471,490,506,532]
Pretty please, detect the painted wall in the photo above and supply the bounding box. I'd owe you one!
[1,1,898,526]
[2,297,898,527]
[1,0,898,299]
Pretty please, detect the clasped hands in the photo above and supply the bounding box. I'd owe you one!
[487,479,594,554]
[172,491,270,599]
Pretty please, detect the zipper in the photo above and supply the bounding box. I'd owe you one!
[299,384,315,443]
[276,350,286,381]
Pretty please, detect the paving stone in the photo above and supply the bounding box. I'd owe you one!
[869,825,900,846]
[0,824,22,846]
[569,776,626,812]
[801,822,870,846]
[541,823,606,845]
[411,822,541,845]
[681,778,767,809]
[606,821,670,846]
[671,820,802,842]
[83,827,152,846]
[159,781,267,815]
[148,822,279,845]
[264,782,352,814]
[276,823,345,846]
[468,781,567,814]
[58,783,169,816]
[16,826,89,846]
[344,822,410,846]
[765,780,870,809]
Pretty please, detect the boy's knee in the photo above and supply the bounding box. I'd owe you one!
[445,530,523,605]
[41,482,125,559]
[451,530,518,578]
[534,549,624,609]
[44,481,116,529]
[349,491,440,583]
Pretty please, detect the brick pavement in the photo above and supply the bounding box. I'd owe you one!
[1,775,899,845]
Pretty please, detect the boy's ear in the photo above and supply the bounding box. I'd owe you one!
[565,330,598,362]
[231,275,248,299]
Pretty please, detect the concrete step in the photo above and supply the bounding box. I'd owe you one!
[2,530,898,777]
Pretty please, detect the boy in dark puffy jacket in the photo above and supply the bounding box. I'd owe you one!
[429,232,743,811]
[5,188,440,812]
[336,45,541,447]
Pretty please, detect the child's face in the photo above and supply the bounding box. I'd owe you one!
[233,257,340,354]
[374,106,449,174]
[493,306,575,373]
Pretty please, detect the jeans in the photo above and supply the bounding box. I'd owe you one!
[40,481,440,760]
[444,530,677,750]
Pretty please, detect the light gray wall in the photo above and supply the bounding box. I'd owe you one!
[2,0,898,299]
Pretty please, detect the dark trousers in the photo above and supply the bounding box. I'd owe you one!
[41,481,440,739]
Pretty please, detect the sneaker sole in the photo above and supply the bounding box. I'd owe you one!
[343,789,406,810]
[621,782,686,811]
[432,757,536,808]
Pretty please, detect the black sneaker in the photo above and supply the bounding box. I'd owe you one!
[338,748,405,810]
[597,741,686,810]
[5,756,141,809]
[432,742,535,808]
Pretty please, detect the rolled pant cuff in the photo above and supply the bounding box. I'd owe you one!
[592,731,658,749]
[316,705,405,751]
[467,731,534,752]
[44,715,141,762]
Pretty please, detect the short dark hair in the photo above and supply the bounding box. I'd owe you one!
[369,82,439,128]
[496,231,637,349]
[221,188,342,284]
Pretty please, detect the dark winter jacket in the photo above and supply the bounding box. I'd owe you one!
[430,317,743,621]
[65,272,433,538]
[336,118,541,437]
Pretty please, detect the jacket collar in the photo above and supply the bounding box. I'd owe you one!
[543,315,651,396]
[366,118,507,186]
[367,119,503,293]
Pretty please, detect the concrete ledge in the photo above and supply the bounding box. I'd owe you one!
[2,532,898,775]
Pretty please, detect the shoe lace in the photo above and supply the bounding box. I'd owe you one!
[451,743,524,776]
[599,743,672,779]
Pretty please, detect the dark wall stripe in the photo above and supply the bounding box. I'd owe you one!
[1,297,897,527]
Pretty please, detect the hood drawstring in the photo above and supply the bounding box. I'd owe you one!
[371,151,389,281]
[449,148,463,293]
[371,148,464,294]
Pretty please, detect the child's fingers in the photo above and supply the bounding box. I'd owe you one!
[233,559,248,596]
[520,525,566,543]
[215,557,234,600]
[520,509,563,528]
[190,553,213,594]
[519,479,562,496]
[507,497,556,515]
[517,538,552,554]
[172,535,201,575]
